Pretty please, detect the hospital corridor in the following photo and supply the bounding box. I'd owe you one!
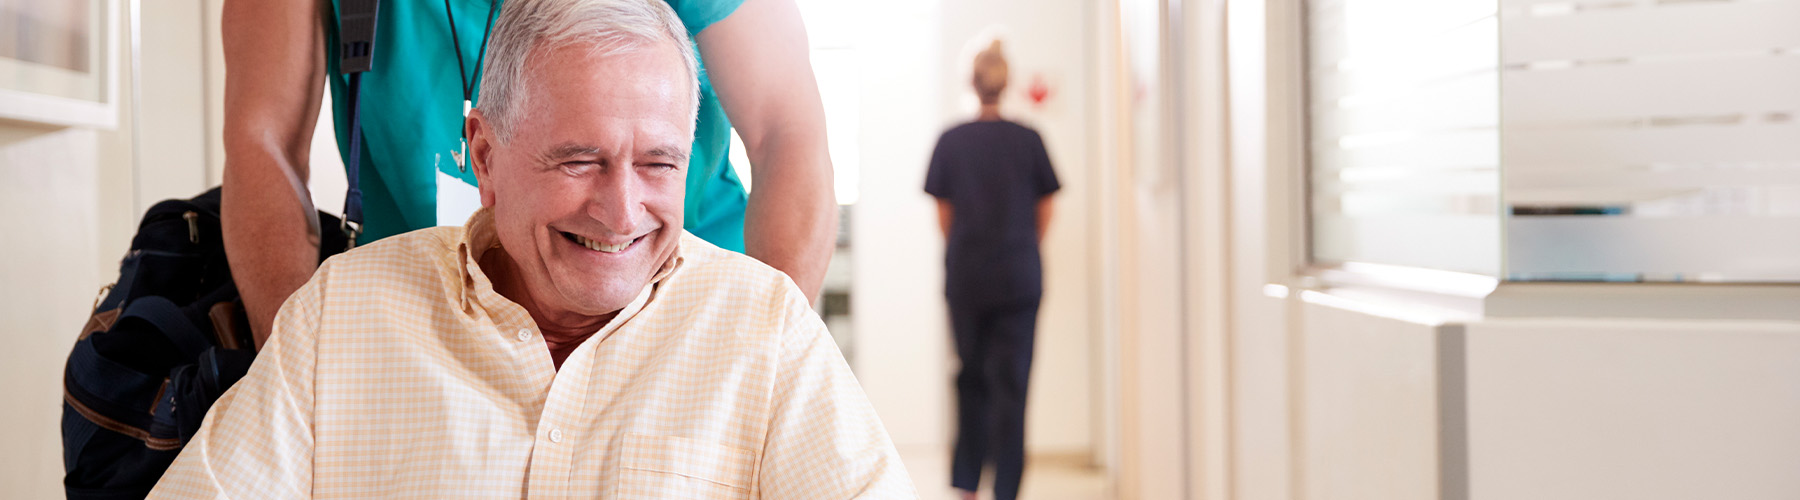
[4,0,1800,499]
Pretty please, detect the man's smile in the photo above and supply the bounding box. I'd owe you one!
[560,230,647,254]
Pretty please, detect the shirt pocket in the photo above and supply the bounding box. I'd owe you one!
[617,433,756,500]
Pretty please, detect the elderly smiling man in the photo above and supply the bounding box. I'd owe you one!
[148,0,911,498]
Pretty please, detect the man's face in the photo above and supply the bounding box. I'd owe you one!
[469,41,692,319]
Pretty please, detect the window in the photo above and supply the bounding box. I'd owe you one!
[1498,0,1800,282]
[1306,0,1800,283]
[1306,0,1502,276]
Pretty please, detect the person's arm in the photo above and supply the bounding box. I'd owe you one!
[1030,131,1060,245]
[696,0,835,301]
[220,0,330,348]
[936,199,953,239]
[924,134,954,240]
[757,287,915,498]
[1036,196,1053,243]
[149,267,324,499]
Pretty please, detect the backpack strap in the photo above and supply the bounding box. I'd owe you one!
[63,340,177,450]
[63,296,229,450]
[118,297,210,360]
[337,0,379,249]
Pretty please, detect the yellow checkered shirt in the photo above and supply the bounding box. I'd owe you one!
[149,209,914,499]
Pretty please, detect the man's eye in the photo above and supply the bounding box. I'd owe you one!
[560,162,597,173]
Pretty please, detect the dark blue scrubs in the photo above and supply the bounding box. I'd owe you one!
[924,119,1060,500]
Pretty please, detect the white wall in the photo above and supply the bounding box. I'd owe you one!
[851,0,952,451]
[0,1,214,495]
[93,0,212,284]
[1295,293,1455,500]
[1226,0,1303,498]
[1466,319,1800,500]
[1112,0,1189,492]
[134,0,210,205]
[851,0,1099,457]
[1249,293,1800,500]
[0,124,105,498]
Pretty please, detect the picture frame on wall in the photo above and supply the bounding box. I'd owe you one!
[0,0,118,129]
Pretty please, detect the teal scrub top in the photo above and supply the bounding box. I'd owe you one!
[325,0,750,251]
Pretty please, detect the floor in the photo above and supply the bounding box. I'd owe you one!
[899,446,1110,500]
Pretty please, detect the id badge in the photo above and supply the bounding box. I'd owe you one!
[437,167,482,227]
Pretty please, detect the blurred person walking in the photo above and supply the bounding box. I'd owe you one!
[924,40,1060,500]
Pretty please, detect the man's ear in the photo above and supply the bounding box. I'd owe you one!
[467,109,498,208]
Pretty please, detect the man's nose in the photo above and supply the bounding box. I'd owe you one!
[588,166,641,234]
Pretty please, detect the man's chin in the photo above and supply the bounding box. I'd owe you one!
[547,276,642,317]
[537,231,670,318]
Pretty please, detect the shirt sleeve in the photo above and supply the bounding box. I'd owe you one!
[1031,130,1061,197]
[757,287,916,499]
[923,134,953,199]
[664,0,748,37]
[148,268,325,500]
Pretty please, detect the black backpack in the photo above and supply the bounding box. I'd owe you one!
[61,2,378,496]
[60,187,348,499]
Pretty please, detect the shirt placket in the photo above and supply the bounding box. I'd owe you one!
[481,308,559,498]
[525,351,592,499]
[521,284,656,499]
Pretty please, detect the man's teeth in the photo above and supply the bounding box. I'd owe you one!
[572,233,629,253]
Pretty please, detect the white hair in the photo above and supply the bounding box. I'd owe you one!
[476,0,700,142]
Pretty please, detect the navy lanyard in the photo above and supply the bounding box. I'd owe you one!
[445,0,499,172]
[337,0,379,247]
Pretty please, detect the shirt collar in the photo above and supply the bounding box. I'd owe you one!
[455,207,684,312]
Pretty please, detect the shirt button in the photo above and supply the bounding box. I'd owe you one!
[549,428,564,443]
[516,329,532,341]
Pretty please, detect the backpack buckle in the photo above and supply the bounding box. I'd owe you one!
[182,211,200,243]
[340,219,361,251]
[92,283,114,312]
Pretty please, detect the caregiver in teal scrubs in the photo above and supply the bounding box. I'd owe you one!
[218,0,836,346]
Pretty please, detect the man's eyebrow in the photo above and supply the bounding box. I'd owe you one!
[538,143,606,163]
[536,143,689,164]
[643,146,690,164]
